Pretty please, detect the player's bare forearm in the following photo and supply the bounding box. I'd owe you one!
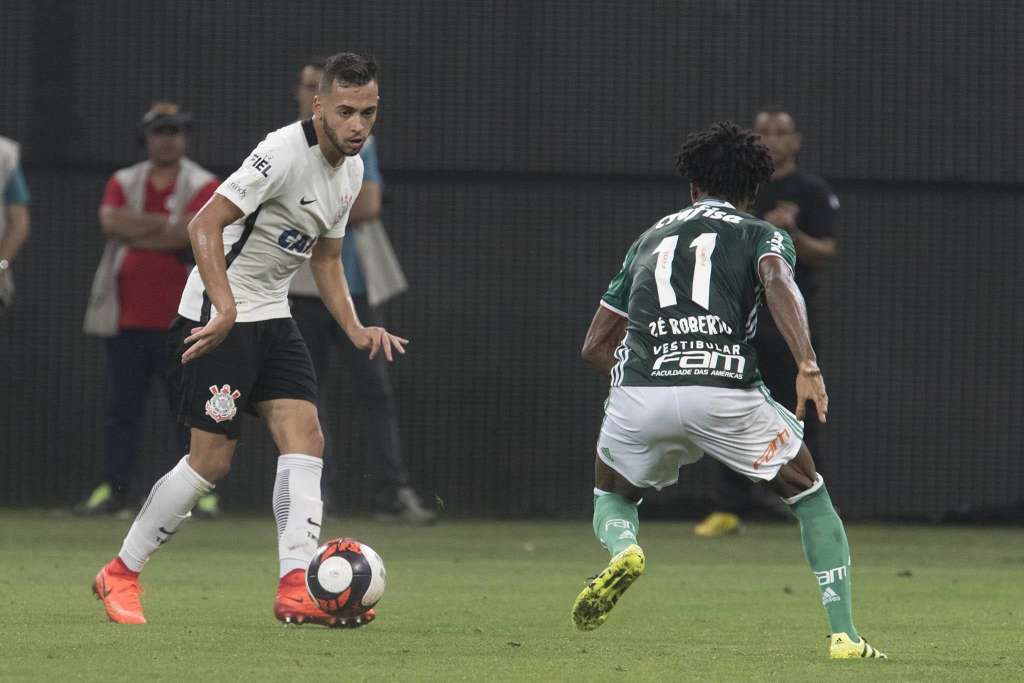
[792,231,836,268]
[581,305,628,375]
[760,255,829,422]
[311,237,408,362]
[759,256,817,370]
[0,205,30,262]
[178,197,243,363]
[310,238,362,336]
[188,195,241,318]
[99,206,168,241]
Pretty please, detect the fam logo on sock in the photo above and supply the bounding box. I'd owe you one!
[604,518,636,541]
[814,564,848,586]
[205,384,241,422]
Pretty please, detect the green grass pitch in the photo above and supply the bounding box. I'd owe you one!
[1,510,1021,681]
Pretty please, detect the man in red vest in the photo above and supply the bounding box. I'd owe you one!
[77,103,220,517]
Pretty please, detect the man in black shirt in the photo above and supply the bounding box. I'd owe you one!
[695,107,840,537]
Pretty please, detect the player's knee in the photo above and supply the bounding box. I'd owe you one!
[206,458,233,482]
[302,418,325,458]
[777,472,825,505]
[188,449,233,483]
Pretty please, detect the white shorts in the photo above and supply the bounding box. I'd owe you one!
[596,385,804,490]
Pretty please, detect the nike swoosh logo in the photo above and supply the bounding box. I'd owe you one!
[307,517,321,528]
[158,526,176,536]
[300,197,317,205]
[285,596,304,604]
[99,577,112,597]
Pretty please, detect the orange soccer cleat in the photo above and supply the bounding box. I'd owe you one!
[92,557,146,624]
[274,568,376,628]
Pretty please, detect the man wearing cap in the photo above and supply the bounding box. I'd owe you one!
[77,103,220,517]
[0,134,31,317]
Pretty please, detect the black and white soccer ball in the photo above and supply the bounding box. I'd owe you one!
[305,538,386,618]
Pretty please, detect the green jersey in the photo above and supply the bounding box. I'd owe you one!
[601,198,796,388]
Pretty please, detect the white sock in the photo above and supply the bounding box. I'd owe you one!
[118,455,214,572]
[274,453,324,578]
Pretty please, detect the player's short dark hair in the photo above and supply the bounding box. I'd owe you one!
[319,52,378,91]
[674,121,774,206]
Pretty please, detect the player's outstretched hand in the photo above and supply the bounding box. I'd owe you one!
[794,362,828,423]
[350,326,408,361]
[182,312,236,364]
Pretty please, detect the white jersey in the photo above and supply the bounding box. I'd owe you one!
[178,120,364,322]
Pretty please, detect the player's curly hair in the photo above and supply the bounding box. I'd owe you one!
[674,121,774,205]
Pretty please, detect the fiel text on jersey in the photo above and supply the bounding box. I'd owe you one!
[248,152,272,178]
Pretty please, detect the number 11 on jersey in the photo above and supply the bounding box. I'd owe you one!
[653,235,680,307]
[689,233,717,310]
[652,233,718,310]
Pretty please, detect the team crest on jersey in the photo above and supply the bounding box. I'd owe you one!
[205,385,241,422]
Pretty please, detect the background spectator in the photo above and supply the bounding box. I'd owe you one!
[76,103,220,517]
[695,106,840,537]
[0,135,31,316]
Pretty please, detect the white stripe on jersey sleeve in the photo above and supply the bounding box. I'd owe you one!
[755,252,794,284]
[599,299,628,318]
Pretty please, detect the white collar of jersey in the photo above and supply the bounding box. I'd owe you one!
[694,197,735,209]
[312,145,347,171]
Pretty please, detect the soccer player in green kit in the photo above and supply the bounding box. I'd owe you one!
[571,122,886,660]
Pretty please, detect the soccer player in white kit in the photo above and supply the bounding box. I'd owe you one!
[93,53,405,627]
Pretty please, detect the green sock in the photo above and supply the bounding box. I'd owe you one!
[592,492,639,557]
[790,483,859,641]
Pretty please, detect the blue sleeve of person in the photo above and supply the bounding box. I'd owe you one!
[4,166,30,205]
[359,137,383,186]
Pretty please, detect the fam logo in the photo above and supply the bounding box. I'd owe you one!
[753,427,791,470]
[277,229,317,254]
[814,564,848,587]
[330,193,354,227]
[205,384,241,423]
[603,518,637,542]
[650,349,746,377]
